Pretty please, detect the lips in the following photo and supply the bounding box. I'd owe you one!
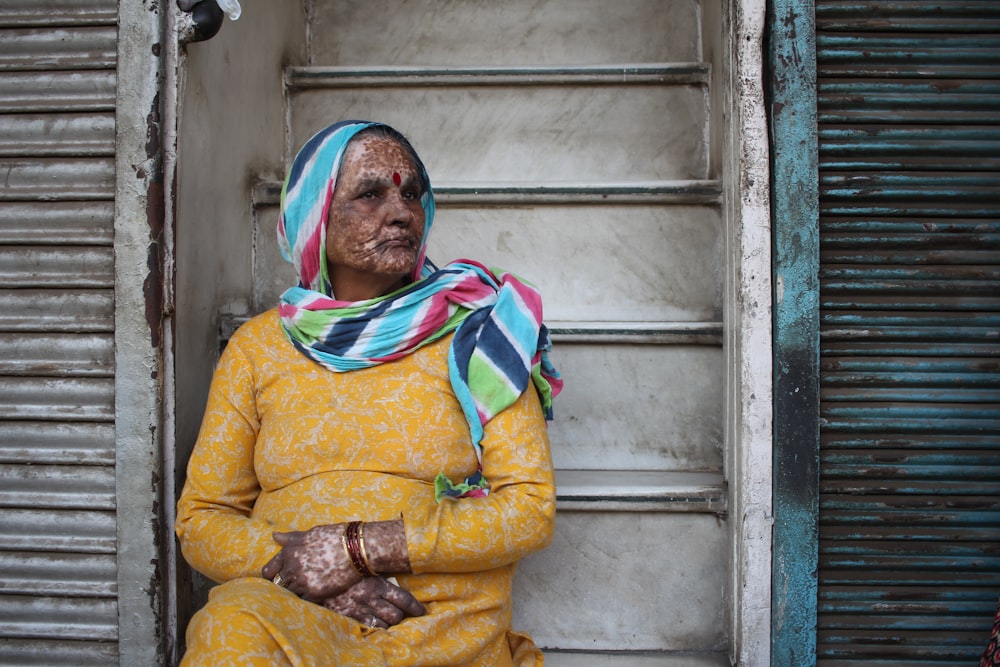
[379,236,416,249]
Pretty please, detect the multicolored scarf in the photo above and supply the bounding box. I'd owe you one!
[276,121,562,500]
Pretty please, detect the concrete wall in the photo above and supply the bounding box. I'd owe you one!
[171,0,306,631]
[173,5,305,487]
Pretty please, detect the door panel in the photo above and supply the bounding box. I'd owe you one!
[535,344,722,471]
[310,0,701,66]
[430,205,722,321]
[512,511,727,651]
[235,0,727,658]
[289,83,708,182]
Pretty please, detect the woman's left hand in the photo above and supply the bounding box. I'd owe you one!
[322,576,426,629]
[262,524,360,601]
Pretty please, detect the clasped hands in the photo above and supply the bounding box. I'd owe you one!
[261,523,425,630]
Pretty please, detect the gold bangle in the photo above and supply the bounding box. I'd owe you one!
[343,521,376,577]
[358,522,374,576]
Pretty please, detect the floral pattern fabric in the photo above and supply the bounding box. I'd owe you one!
[175,309,555,666]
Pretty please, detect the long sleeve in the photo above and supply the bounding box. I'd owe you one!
[175,309,557,583]
[174,339,280,583]
[402,385,557,574]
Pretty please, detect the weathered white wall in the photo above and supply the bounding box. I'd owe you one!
[171,0,307,636]
[173,5,305,488]
[115,1,168,663]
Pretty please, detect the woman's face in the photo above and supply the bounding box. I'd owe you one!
[324,134,426,296]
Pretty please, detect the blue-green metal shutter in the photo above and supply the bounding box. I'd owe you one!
[816,1,1000,664]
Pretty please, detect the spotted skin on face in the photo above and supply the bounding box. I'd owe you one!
[324,136,427,300]
[351,138,417,192]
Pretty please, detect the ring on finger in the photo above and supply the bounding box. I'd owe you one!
[271,573,285,588]
[368,615,379,629]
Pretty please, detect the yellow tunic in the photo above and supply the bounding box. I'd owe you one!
[175,309,556,666]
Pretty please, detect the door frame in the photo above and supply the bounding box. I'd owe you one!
[766,0,821,664]
[150,0,783,663]
[723,0,778,665]
[115,1,172,665]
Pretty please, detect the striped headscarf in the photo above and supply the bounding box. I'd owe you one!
[276,121,562,500]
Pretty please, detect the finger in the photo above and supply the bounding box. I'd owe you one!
[337,604,383,628]
[271,531,300,545]
[261,555,281,580]
[368,599,406,626]
[380,582,426,617]
[325,601,383,629]
[280,572,309,598]
[361,611,387,630]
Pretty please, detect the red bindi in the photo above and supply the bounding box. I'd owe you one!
[392,172,401,186]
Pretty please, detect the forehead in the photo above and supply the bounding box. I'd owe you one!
[341,135,417,179]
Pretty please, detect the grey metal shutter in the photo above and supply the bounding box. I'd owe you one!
[0,2,119,664]
[816,1,1000,664]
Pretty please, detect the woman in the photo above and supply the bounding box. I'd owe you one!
[175,120,562,666]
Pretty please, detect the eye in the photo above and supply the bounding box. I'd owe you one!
[360,191,376,200]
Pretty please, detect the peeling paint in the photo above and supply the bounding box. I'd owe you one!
[146,92,162,160]
[145,237,163,350]
[115,1,170,662]
[769,0,820,664]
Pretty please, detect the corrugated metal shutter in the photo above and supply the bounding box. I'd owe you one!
[816,1,1000,664]
[0,2,119,664]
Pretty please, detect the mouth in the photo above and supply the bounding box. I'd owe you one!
[380,237,417,250]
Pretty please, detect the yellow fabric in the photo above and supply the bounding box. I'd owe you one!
[176,309,555,666]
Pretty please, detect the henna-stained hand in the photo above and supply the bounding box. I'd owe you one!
[322,576,426,629]
[261,524,360,601]
[262,519,413,603]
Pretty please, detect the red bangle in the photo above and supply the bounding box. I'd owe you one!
[342,521,376,577]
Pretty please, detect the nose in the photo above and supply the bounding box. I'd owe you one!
[387,190,412,226]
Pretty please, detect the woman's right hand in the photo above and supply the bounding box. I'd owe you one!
[322,576,426,629]
[262,524,360,601]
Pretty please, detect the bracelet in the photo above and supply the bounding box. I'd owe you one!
[358,522,374,576]
[342,521,376,577]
